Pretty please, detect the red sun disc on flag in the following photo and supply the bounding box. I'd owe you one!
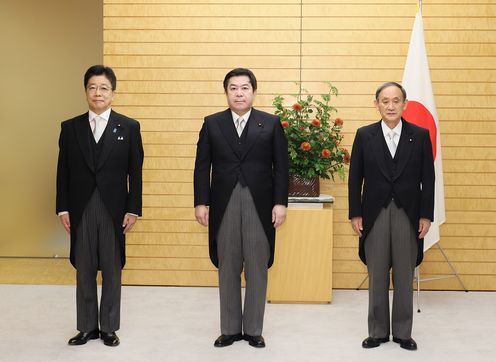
[402,100,437,160]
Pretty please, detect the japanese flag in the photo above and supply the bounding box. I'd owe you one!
[402,9,446,251]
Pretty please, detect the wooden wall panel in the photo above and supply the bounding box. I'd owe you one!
[104,0,496,291]
[104,0,301,287]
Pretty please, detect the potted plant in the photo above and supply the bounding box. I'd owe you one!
[273,84,350,196]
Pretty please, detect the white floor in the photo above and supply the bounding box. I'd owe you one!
[0,285,494,362]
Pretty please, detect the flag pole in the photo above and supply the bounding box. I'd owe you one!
[406,1,468,311]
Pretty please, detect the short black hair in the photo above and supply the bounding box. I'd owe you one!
[84,65,117,90]
[375,82,407,101]
[223,68,257,92]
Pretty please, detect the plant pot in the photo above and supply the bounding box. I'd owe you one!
[288,174,320,197]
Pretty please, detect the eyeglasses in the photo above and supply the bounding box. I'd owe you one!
[86,85,113,94]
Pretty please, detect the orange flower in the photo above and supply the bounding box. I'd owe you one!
[311,119,321,127]
[335,118,343,126]
[281,120,289,128]
[321,148,331,158]
[300,142,311,151]
[292,103,302,110]
[342,148,350,164]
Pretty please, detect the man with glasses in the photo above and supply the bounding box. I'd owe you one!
[56,65,144,347]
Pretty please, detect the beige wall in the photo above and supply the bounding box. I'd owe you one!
[0,0,102,257]
[102,0,496,290]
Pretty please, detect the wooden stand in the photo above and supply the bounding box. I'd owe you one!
[267,205,333,303]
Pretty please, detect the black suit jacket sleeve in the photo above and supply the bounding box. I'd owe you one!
[348,128,364,218]
[272,118,289,206]
[126,120,144,215]
[56,123,69,214]
[193,120,212,207]
[420,130,435,220]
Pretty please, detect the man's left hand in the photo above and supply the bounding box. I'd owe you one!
[418,218,431,239]
[272,205,287,228]
[122,213,138,234]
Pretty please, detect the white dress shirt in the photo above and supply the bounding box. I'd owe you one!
[381,120,402,157]
[231,109,252,134]
[89,108,111,136]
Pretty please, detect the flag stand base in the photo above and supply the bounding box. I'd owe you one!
[414,241,468,312]
[355,241,468,312]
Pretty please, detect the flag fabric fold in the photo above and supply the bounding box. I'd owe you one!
[401,9,446,251]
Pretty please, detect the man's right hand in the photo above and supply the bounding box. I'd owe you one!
[59,213,71,233]
[195,205,209,226]
[351,216,363,237]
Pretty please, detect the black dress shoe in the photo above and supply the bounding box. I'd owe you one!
[214,334,243,347]
[101,331,120,347]
[244,334,265,348]
[68,330,100,345]
[362,336,389,349]
[393,337,417,350]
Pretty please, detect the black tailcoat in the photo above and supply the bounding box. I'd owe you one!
[348,119,435,266]
[194,108,289,268]
[56,110,144,267]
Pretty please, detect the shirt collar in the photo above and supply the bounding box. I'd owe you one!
[88,108,112,123]
[381,119,402,138]
[231,109,252,124]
